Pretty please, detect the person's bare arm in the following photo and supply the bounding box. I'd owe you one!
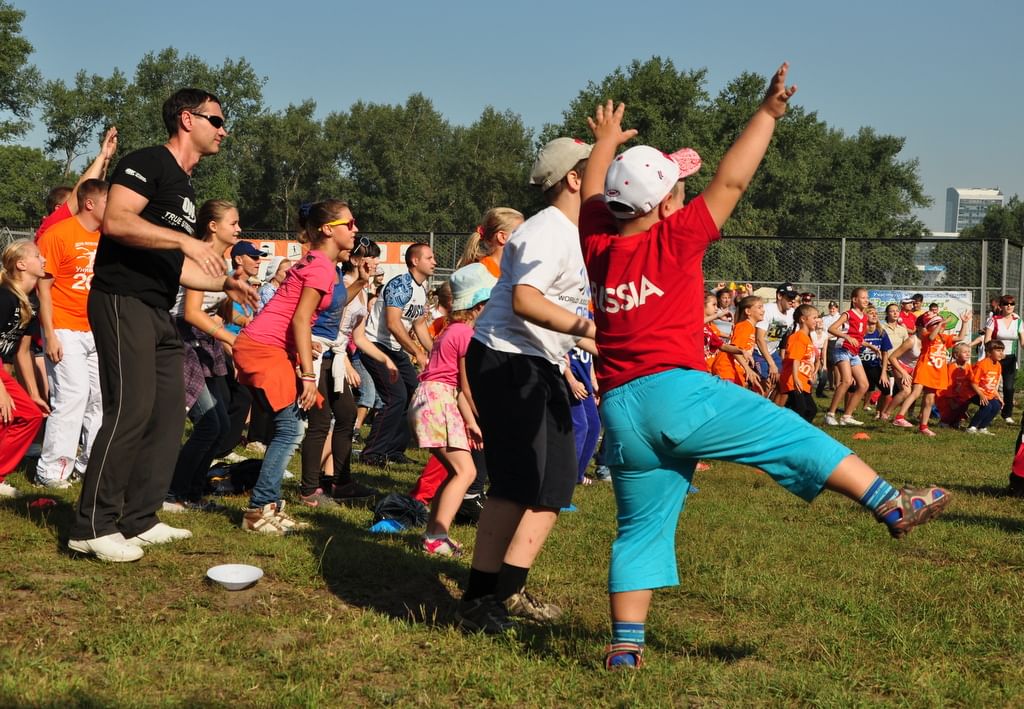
[511,285,596,340]
[180,261,259,310]
[583,100,638,203]
[352,320,399,382]
[703,63,797,229]
[36,278,61,364]
[386,306,428,367]
[67,127,118,214]
[103,184,223,277]
[15,335,49,414]
[292,287,324,410]
[412,316,433,353]
[183,287,235,347]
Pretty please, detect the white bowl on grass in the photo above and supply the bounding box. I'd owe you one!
[206,564,263,591]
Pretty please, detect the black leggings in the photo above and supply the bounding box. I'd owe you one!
[300,356,357,495]
[1001,354,1017,419]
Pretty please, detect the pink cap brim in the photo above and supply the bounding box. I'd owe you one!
[668,148,702,178]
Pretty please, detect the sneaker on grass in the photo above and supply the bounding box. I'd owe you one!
[823,413,839,426]
[35,477,72,490]
[299,488,339,508]
[68,533,144,562]
[874,486,950,539]
[331,480,379,504]
[504,588,563,622]
[422,535,462,557]
[455,595,514,634]
[124,522,193,547]
[840,415,864,426]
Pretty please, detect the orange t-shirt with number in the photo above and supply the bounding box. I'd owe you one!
[912,332,956,390]
[36,215,98,332]
[781,330,815,393]
[972,358,1002,399]
[711,319,755,385]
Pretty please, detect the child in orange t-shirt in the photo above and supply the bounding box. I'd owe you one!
[966,340,1005,434]
[780,304,818,421]
[711,295,764,393]
[935,343,974,428]
[895,311,972,436]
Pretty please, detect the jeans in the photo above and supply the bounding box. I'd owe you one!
[249,401,306,508]
[969,397,1002,430]
[168,380,230,502]
[361,347,419,458]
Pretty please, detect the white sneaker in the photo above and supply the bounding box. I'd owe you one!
[69,533,144,562]
[966,426,979,434]
[35,477,72,490]
[216,452,247,464]
[123,522,193,547]
[824,414,839,426]
[979,428,996,436]
[840,415,864,426]
[161,500,187,513]
[1005,417,1015,425]
[0,481,22,498]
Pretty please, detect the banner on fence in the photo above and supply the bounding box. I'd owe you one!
[868,289,973,339]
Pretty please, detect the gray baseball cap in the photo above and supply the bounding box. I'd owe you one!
[529,137,593,191]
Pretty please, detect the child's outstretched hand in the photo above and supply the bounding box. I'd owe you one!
[587,100,638,146]
[761,63,797,120]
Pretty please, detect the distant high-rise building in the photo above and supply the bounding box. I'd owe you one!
[945,188,1004,232]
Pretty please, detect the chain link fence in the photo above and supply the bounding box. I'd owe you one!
[703,236,1024,324]
[7,224,1023,320]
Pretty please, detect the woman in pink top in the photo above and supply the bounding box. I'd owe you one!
[233,200,368,535]
[408,263,496,556]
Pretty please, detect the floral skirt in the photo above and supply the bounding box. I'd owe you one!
[408,380,469,451]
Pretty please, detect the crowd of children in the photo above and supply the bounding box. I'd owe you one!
[8,64,1013,673]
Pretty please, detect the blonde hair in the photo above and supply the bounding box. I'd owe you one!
[735,295,764,323]
[456,207,524,268]
[0,240,35,328]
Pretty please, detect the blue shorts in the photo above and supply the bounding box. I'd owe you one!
[752,350,783,379]
[833,347,862,367]
[600,368,851,594]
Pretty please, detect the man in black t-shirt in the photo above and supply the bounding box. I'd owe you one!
[69,88,256,562]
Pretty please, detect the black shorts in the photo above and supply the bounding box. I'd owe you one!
[465,340,577,509]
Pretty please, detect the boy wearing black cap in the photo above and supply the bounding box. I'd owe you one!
[754,281,799,391]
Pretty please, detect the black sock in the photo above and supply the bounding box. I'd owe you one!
[494,563,530,603]
[463,568,499,602]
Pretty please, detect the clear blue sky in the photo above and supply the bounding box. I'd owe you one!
[17,0,1024,233]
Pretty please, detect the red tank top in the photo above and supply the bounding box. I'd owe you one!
[844,308,867,354]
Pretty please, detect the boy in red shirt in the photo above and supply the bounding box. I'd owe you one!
[579,64,950,670]
[965,341,1005,434]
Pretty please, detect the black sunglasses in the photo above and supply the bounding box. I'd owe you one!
[189,111,226,129]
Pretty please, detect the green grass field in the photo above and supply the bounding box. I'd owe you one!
[4,412,1024,707]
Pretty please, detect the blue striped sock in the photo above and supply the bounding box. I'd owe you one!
[609,622,645,667]
[860,476,899,514]
[612,621,645,645]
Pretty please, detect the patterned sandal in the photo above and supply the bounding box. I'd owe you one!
[875,486,950,539]
[604,642,644,670]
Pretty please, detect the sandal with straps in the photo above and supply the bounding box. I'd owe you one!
[604,642,644,670]
[875,486,950,539]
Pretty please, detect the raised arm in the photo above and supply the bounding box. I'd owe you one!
[67,127,118,214]
[582,100,638,204]
[703,63,797,229]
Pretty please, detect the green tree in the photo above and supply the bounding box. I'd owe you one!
[39,70,127,176]
[237,101,338,230]
[0,145,64,226]
[0,1,40,141]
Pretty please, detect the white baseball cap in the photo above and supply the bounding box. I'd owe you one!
[604,146,702,218]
